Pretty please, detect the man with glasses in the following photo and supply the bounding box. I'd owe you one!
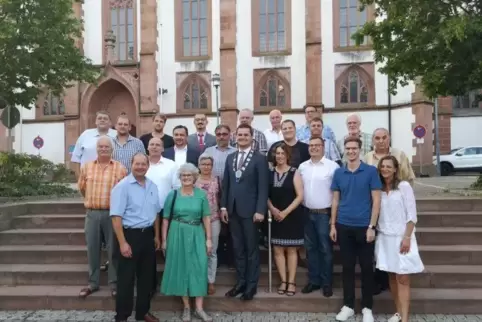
[204,125,237,269]
[296,105,336,143]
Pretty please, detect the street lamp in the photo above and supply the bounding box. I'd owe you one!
[211,73,221,125]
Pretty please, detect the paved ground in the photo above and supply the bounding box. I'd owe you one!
[1,311,482,322]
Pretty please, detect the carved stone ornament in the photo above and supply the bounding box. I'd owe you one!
[109,0,133,9]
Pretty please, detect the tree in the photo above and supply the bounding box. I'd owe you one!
[354,0,482,98]
[0,0,99,128]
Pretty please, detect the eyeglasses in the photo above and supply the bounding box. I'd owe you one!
[216,132,229,137]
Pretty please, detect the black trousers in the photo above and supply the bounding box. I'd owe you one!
[229,211,260,291]
[152,210,163,293]
[115,227,155,321]
[337,223,374,310]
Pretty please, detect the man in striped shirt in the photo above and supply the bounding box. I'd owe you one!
[77,136,127,299]
[112,114,146,173]
[229,109,268,154]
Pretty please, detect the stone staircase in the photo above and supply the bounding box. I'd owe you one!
[1,199,482,313]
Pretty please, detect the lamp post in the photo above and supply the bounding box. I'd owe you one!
[211,73,221,125]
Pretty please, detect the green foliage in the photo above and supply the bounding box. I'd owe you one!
[0,0,100,128]
[354,0,482,98]
[471,175,482,190]
[0,152,76,197]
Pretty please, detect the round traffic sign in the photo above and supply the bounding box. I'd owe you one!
[33,135,44,149]
[413,125,426,139]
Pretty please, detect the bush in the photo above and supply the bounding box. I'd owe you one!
[0,152,77,197]
[471,175,482,190]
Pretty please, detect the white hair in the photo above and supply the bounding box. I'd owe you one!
[198,153,214,165]
[97,135,113,148]
[346,113,362,124]
[178,163,200,181]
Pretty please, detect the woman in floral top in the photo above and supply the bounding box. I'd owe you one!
[195,154,221,295]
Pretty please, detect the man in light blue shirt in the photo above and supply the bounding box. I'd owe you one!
[110,153,161,322]
[71,110,117,167]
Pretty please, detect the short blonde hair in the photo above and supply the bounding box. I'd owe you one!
[178,163,200,181]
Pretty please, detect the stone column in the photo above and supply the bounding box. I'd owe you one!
[305,0,322,107]
[139,0,158,119]
[104,30,116,63]
[219,0,238,131]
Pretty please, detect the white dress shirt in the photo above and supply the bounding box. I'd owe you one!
[145,157,180,209]
[174,145,188,167]
[237,147,251,169]
[299,157,340,209]
[71,128,117,166]
[263,128,284,150]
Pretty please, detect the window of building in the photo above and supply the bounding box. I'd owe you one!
[43,92,65,116]
[334,0,371,49]
[182,77,209,110]
[259,75,286,107]
[179,0,210,58]
[259,0,286,52]
[110,0,135,61]
[340,70,368,104]
[252,0,291,56]
[453,90,481,109]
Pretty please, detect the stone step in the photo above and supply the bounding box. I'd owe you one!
[1,285,482,314]
[3,227,482,246]
[20,198,482,214]
[416,227,482,245]
[1,244,482,266]
[417,212,482,227]
[0,264,480,289]
[10,212,482,230]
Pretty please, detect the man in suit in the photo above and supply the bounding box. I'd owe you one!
[162,125,200,167]
[187,113,216,152]
[220,123,269,301]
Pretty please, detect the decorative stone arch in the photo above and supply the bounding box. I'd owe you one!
[80,63,139,133]
[176,72,212,113]
[253,68,291,110]
[334,63,375,107]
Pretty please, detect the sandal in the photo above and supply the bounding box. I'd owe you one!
[277,281,287,295]
[286,282,296,296]
[78,287,97,299]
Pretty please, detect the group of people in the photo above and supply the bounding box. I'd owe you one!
[72,105,423,322]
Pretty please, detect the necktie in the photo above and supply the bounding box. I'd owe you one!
[237,151,245,170]
[198,133,204,150]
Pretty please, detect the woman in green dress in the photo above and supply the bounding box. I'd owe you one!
[161,163,213,322]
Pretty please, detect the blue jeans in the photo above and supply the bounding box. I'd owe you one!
[304,211,333,287]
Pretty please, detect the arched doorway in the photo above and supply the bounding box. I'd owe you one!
[87,79,137,136]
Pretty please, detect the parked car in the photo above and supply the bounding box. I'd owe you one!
[434,146,482,176]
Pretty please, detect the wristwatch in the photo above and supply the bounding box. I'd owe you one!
[368,225,375,230]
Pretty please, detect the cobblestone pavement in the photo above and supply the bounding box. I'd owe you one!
[1,311,482,322]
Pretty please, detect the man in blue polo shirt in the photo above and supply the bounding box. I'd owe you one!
[329,136,382,322]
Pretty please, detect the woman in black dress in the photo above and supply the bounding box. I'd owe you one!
[268,142,304,296]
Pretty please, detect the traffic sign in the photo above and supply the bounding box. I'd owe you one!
[413,125,426,139]
[33,135,44,150]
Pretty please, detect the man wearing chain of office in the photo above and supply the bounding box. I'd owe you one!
[220,123,269,301]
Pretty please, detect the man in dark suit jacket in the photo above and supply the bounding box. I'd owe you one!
[220,123,269,301]
[162,125,200,167]
[187,113,217,153]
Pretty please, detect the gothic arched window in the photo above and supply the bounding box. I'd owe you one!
[183,77,209,110]
[259,75,287,108]
[340,70,369,104]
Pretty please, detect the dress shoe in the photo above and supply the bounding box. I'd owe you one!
[322,286,333,298]
[225,284,245,297]
[301,283,321,294]
[137,312,159,322]
[240,289,256,301]
[208,283,216,295]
